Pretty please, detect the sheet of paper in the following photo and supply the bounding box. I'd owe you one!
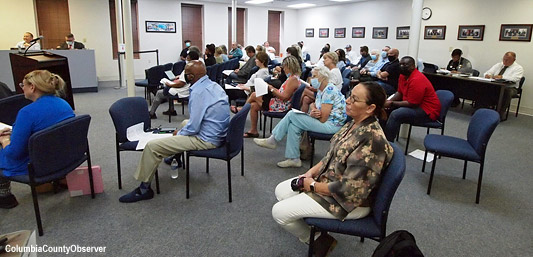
[0,122,12,131]
[126,122,173,150]
[291,108,307,115]
[254,78,268,97]
[469,76,494,82]
[225,84,243,90]
[222,70,233,76]
[160,78,176,86]
[408,149,434,163]
[387,93,396,100]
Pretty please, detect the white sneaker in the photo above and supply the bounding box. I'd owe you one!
[277,159,302,168]
[254,138,276,149]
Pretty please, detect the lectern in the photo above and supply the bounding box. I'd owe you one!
[10,52,75,109]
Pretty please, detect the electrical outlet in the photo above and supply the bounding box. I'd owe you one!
[83,38,87,43]
[449,46,453,52]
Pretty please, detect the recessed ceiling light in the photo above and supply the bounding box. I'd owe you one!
[245,0,274,4]
[287,3,316,8]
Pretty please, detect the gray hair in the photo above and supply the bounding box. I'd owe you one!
[312,66,331,83]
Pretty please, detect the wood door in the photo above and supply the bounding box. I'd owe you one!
[182,4,203,52]
[35,0,71,49]
[109,0,140,59]
[228,8,245,48]
[268,11,281,55]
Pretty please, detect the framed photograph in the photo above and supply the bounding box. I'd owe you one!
[305,28,314,38]
[319,28,329,38]
[334,28,346,38]
[424,25,446,40]
[458,25,485,41]
[372,27,388,39]
[396,26,410,39]
[145,21,176,33]
[352,27,365,38]
[499,24,532,42]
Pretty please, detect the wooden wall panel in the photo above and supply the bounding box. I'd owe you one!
[268,11,281,55]
[182,4,203,52]
[228,8,245,48]
[36,0,71,49]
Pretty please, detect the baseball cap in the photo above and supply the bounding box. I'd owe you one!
[345,44,352,49]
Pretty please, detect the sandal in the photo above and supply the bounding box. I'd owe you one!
[243,132,259,138]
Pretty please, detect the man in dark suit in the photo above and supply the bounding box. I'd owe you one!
[57,33,85,50]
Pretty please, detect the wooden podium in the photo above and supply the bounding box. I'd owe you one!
[9,52,75,109]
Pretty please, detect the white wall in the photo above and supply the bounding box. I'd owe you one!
[0,0,38,50]
[296,0,533,114]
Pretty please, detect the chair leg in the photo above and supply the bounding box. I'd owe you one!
[405,125,412,155]
[262,115,267,138]
[308,226,316,257]
[461,98,465,109]
[360,237,364,243]
[155,169,160,194]
[427,156,437,195]
[422,150,428,172]
[186,153,190,199]
[116,140,122,189]
[462,161,468,179]
[476,162,484,204]
[87,148,95,199]
[206,158,209,174]
[241,145,245,176]
[182,101,185,115]
[515,96,521,117]
[505,104,510,120]
[259,112,262,131]
[168,100,172,123]
[227,159,232,202]
[30,185,44,236]
[269,117,273,134]
[309,137,315,169]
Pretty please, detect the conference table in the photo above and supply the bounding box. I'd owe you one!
[423,72,513,118]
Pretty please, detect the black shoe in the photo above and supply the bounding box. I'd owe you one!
[0,193,19,209]
[149,113,157,119]
[313,233,337,257]
[119,187,154,203]
[163,110,178,116]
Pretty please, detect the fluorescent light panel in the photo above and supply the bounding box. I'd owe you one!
[245,0,273,4]
[330,0,352,2]
[287,3,316,8]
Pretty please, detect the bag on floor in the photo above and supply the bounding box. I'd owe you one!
[372,230,424,257]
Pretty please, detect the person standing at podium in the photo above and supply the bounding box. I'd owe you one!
[57,33,85,50]
[0,70,74,209]
[15,32,41,51]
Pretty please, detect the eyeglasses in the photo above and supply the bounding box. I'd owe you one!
[348,94,367,104]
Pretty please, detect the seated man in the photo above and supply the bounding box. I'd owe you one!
[119,61,230,203]
[484,51,524,118]
[376,48,400,96]
[384,56,441,142]
[57,33,85,50]
[446,48,472,73]
[226,46,256,84]
[228,42,243,60]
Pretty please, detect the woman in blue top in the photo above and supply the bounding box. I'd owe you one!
[0,70,75,209]
[254,66,347,168]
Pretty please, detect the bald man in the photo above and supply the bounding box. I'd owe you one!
[376,48,401,95]
[120,61,230,203]
[484,51,524,118]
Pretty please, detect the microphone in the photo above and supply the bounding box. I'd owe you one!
[30,36,43,43]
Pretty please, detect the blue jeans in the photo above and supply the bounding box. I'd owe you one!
[376,81,396,96]
[385,107,432,141]
[272,110,341,159]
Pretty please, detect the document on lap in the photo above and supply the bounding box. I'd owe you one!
[222,70,233,76]
[160,78,176,86]
[254,78,268,97]
[0,122,12,131]
[291,108,307,115]
[225,84,243,90]
[126,122,172,150]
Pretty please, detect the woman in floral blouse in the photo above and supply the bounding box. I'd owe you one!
[254,66,347,168]
[271,81,394,256]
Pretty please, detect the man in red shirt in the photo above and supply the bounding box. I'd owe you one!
[384,56,441,141]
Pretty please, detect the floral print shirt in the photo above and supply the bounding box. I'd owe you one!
[307,117,394,220]
[315,83,347,127]
[269,75,300,112]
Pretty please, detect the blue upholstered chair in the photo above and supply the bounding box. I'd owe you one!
[261,84,306,138]
[0,115,94,236]
[341,68,353,97]
[172,61,186,76]
[186,104,250,202]
[404,90,454,154]
[0,94,32,125]
[307,116,353,168]
[422,108,500,204]
[304,143,406,256]
[108,97,160,193]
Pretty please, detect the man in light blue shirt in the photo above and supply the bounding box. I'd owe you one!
[228,42,243,60]
[120,61,230,203]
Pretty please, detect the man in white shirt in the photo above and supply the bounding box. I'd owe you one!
[15,32,40,51]
[298,41,309,61]
[345,44,360,65]
[484,51,524,118]
[264,41,276,59]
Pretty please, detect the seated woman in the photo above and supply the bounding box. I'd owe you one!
[335,49,347,70]
[214,47,225,64]
[244,55,301,138]
[226,51,270,113]
[254,66,347,168]
[0,70,75,209]
[270,82,393,256]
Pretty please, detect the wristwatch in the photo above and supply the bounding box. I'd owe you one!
[309,181,316,192]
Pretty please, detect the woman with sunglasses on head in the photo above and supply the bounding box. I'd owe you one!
[0,70,74,209]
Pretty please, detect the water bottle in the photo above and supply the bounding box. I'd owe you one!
[170,158,179,179]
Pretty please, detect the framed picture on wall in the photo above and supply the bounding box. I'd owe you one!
[335,28,346,38]
[305,28,314,38]
[352,27,365,38]
[145,21,176,33]
[424,25,446,40]
[319,28,329,38]
[499,24,532,42]
[372,27,388,39]
[458,25,485,41]
[396,26,410,39]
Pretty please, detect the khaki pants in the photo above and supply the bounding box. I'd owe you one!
[134,133,216,183]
